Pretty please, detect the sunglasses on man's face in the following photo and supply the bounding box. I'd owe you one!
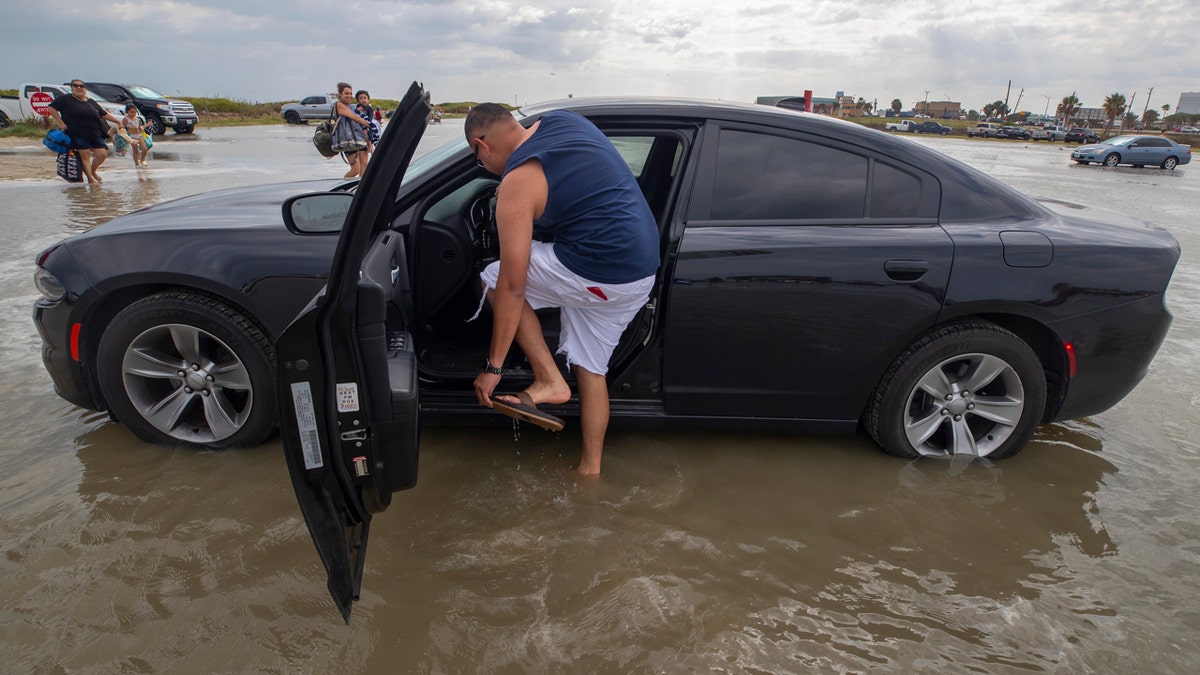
[473,136,486,168]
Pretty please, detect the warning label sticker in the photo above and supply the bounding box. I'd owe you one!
[336,382,360,413]
[290,381,323,470]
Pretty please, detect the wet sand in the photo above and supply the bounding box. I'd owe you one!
[0,137,56,181]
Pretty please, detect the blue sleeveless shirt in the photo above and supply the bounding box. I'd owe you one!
[503,110,659,284]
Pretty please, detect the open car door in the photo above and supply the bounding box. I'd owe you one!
[276,82,431,622]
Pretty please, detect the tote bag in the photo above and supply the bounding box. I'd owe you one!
[331,115,367,153]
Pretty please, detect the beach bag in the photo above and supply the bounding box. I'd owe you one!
[331,116,367,153]
[113,133,129,155]
[313,120,336,158]
[43,129,72,154]
[142,132,154,149]
[56,151,84,183]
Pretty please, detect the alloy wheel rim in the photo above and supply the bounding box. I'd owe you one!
[121,323,253,443]
[902,352,1025,458]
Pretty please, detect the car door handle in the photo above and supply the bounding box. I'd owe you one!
[884,260,929,282]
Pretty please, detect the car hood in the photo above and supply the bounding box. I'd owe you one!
[1074,143,1107,151]
[72,179,350,237]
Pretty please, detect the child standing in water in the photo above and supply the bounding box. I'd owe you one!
[120,104,149,167]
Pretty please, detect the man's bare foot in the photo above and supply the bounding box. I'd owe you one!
[494,380,570,408]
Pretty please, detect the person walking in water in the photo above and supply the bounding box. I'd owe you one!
[47,80,123,183]
[465,103,659,475]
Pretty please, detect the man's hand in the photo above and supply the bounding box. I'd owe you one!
[474,370,501,407]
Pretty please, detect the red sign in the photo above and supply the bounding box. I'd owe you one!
[30,92,53,115]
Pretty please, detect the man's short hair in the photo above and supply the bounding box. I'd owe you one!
[464,103,512,140]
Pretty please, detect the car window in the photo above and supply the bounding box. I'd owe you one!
[609,136,654,176]
[711,129,867,220]
[870,162,922,218]
[302,96,323,105]
[127,85,168,99]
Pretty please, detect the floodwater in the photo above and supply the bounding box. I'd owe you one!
[2,124,1199,673]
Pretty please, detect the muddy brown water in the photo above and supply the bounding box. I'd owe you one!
[1,125,1198,672]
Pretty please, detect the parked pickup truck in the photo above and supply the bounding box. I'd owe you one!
[914,121,952,136]
[967,122,1001,138]
[83,82,198,135]
[884,119,918,132]
[1031,125,1067,141]
[1,82,124,129]
[281,95,338,124]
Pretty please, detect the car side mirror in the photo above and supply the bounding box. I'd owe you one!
[283,193,354,234]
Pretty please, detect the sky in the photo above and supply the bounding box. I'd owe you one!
[4,0,1198,115]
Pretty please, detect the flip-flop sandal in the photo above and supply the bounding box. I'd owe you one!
[491,391,565,432]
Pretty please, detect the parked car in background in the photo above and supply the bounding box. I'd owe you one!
[884,119,918,132]
[1070,135,1192,169]
[1176,126,1199,134]
[1032,125,1067,141]
[1065,128,1101,144]
[967,122,1001,137]
[33,85,1182,618]
[914,121,952,135]
[996,126,1031,140]
[82,82,198,134]
[1,82,125,130]
[281,94,338,124]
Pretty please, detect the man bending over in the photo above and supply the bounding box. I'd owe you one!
[465,103,659,475]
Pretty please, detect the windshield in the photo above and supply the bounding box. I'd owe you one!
[128,85,169,99]
[403,136,469,185]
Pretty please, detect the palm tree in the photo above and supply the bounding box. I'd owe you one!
[1101,92,1126,136]
[1142,109,1160,127]
[891,98,902,114]
[1161,104,1170,116]
[1056,93,1081,125]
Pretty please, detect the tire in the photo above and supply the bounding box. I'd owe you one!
[174,124,195,134]
[1103,153,1121,167]
[96,291,276,448]
[145,113,165,136]
[864,322,1045,459]
[1162,157,1178,170]
[283,110,302,124]
[0,111,10,129]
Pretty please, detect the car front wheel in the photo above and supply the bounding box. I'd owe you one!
[1103,153,1121,167]
[144,113,165,136]
[284,110,302,124]
[865,322,1045,460]
[1162,157,1178,170]
[96,291,276,448]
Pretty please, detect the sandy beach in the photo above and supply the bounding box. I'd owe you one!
[0,137,57,181]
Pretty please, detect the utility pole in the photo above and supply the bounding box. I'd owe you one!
[1042,94,1052,116]
[1013,88,1024,117]
[1142,86,1154,125]
[1127,92,1138,128]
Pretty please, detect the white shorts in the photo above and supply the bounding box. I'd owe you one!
[477,241,654,375]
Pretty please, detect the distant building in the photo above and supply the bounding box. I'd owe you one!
[757,92,869,117]
[915,100,962,118]
[1177,92,1200,115]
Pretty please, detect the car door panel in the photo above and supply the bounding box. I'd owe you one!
[277,82,430,622]
[664,122,953,421]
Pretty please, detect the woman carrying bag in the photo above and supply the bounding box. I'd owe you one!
[331,82,371,178]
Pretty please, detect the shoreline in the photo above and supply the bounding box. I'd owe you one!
[0,137,57,181]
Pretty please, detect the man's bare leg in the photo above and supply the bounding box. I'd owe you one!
[574,366,608,475]
[487,289,570,406]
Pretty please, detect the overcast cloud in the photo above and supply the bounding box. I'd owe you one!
[4,0,1196,113]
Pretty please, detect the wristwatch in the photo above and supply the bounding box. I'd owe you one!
[484,359,503,376]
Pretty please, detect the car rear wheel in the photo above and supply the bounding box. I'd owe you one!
[1104,153,1121,167]
[864,322,1045,460]
[284,110,302,124]
[96,291,276,448]
[1162,157,1178,170]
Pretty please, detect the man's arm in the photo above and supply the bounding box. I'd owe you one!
[474,160,548,405]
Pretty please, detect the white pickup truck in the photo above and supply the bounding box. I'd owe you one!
[884,119,918,132]
[281,94,339,124]
[1031,125,1067,142]
[1,82,125,128]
